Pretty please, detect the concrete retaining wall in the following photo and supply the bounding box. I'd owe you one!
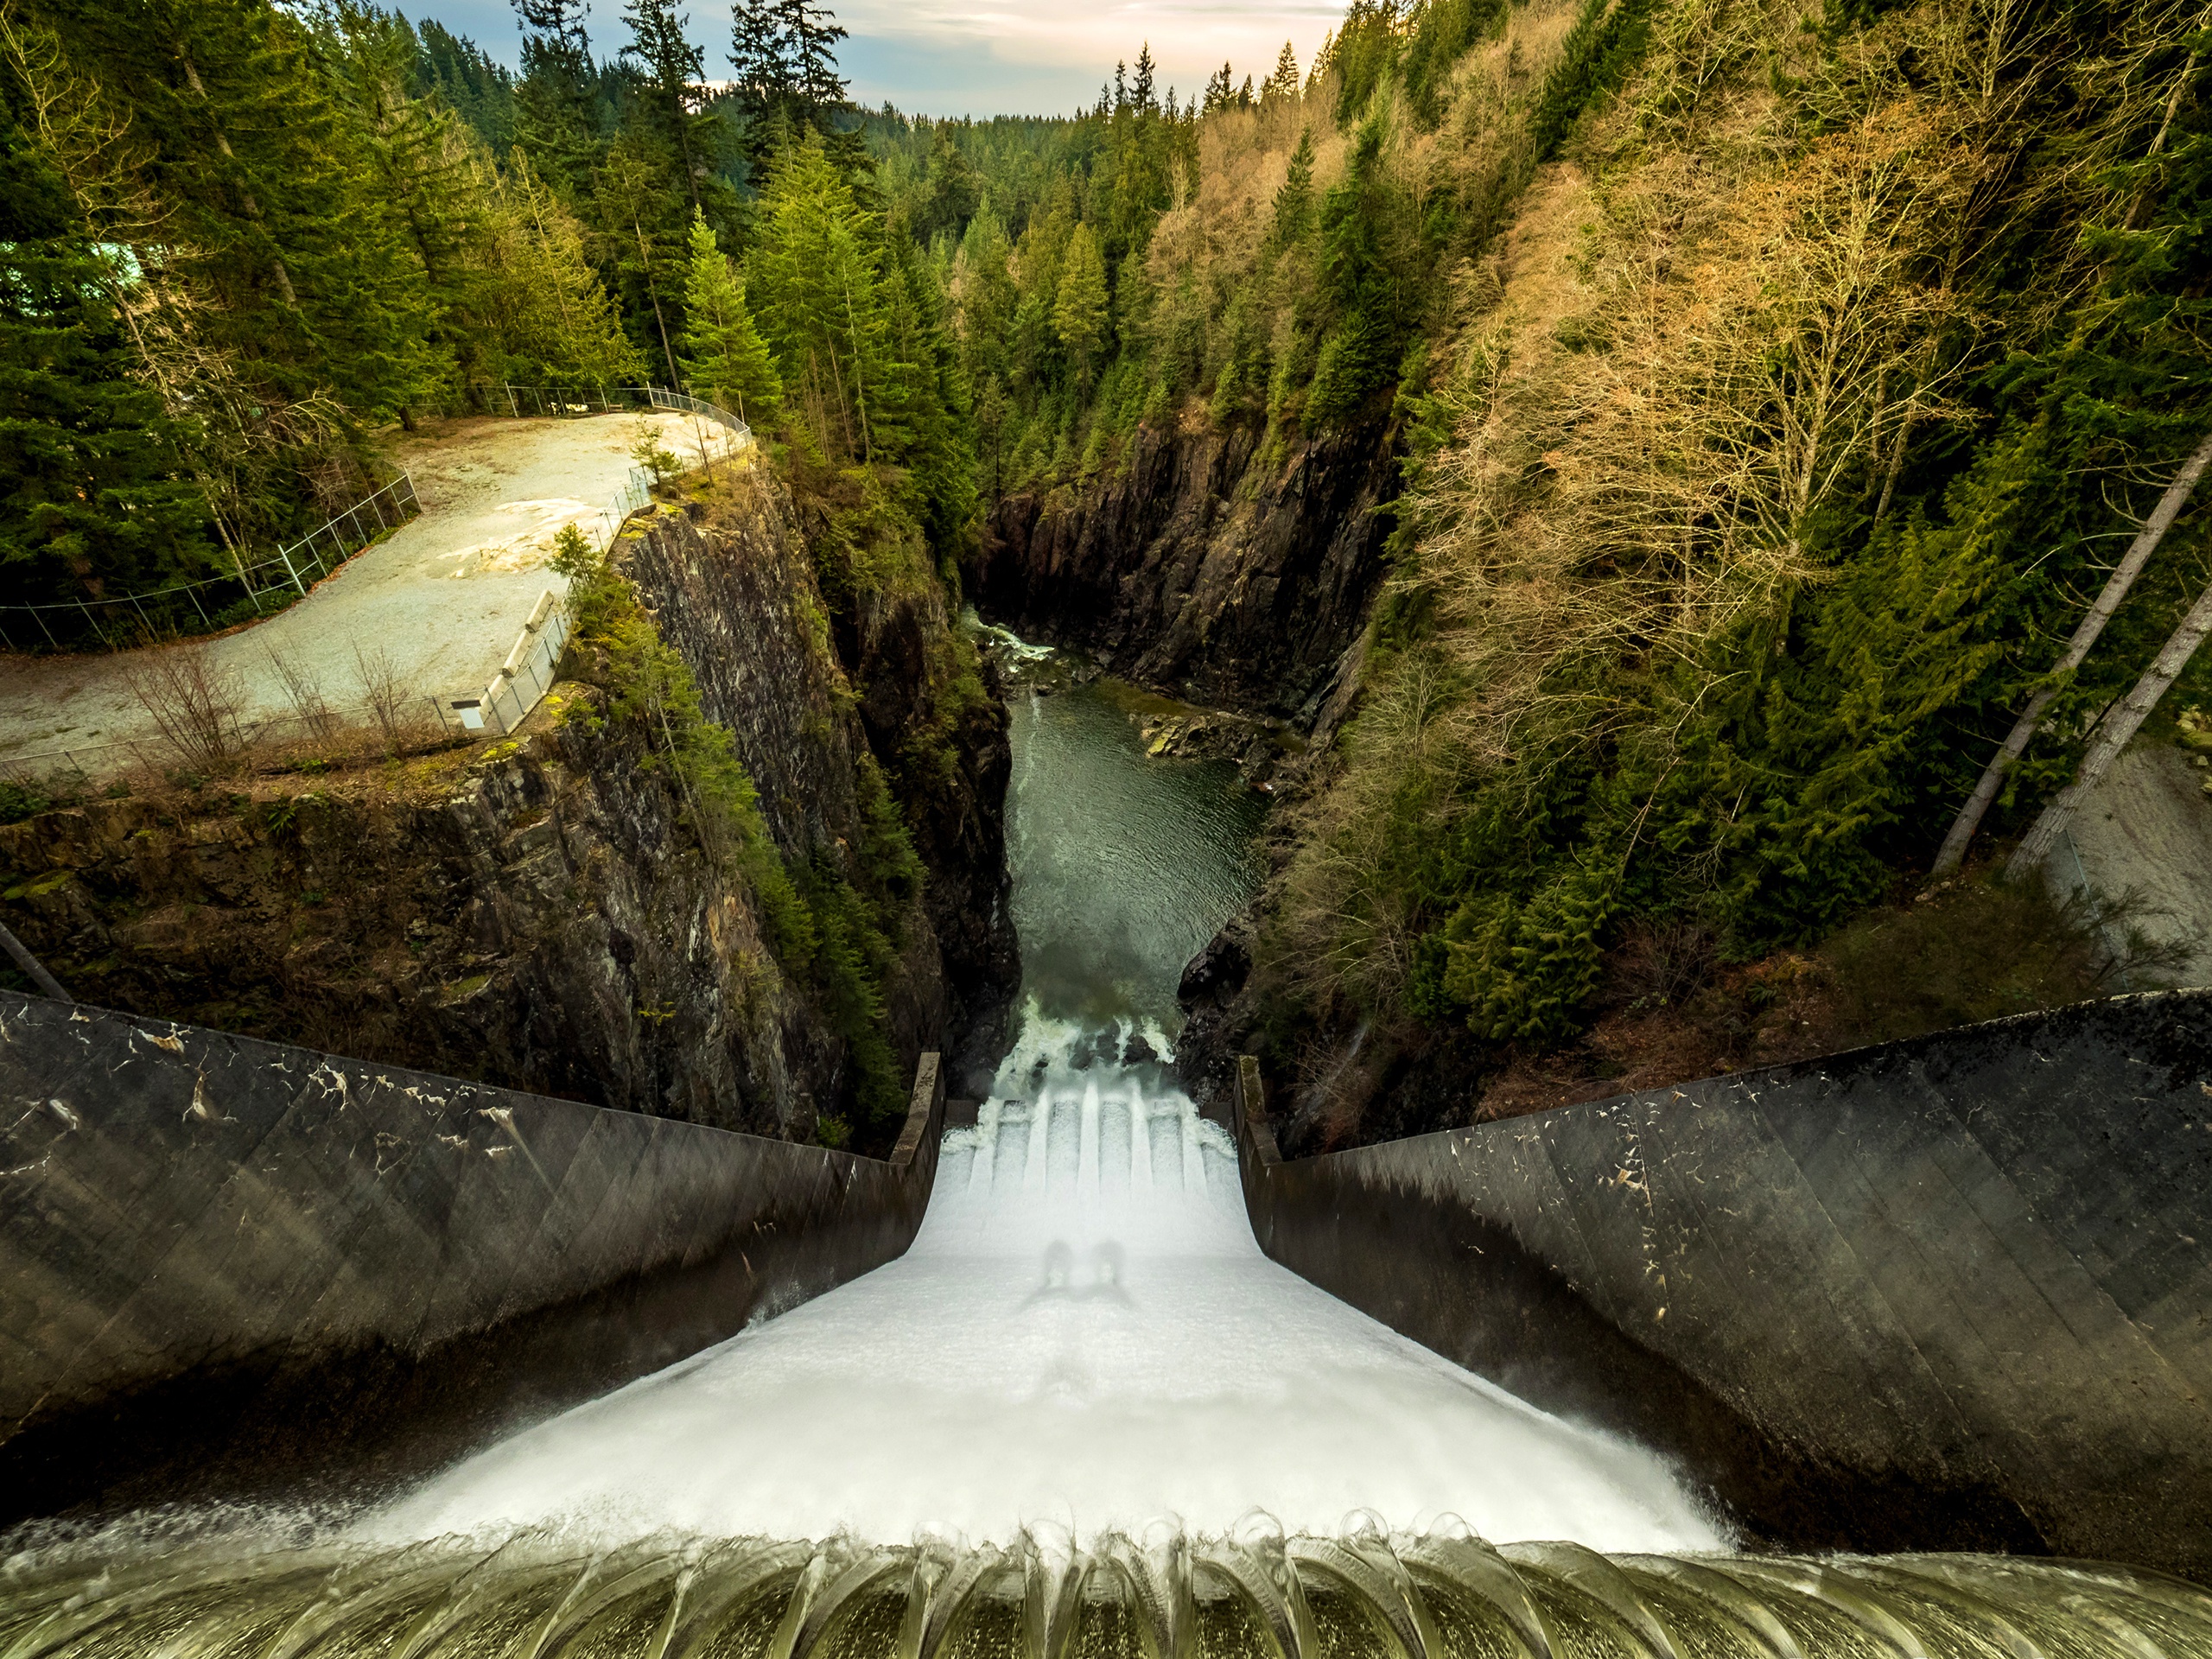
[0,992,945,1527]
[1232,989,2212,1577]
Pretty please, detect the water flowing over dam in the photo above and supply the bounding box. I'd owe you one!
[365,1018,1718,1551]
[6,661,2212,1656]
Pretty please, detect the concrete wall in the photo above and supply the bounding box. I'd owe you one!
[1232,990,2212,1577]
[0,992,945,1527]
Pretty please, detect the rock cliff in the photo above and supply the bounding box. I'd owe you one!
[0,457,1015,1147]
[969,420,1397,721]
[624,466,1016,1066]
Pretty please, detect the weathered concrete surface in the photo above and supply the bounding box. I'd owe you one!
[1232,990,2212,1577]
[0,993,945,1528]
[2044,739,2212,987]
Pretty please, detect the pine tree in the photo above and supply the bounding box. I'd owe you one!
[491,151,644,387]
[1052,221,1109,388]
[1270,127,1316,247]
[588,128,692,385]
[325,4,500,416]
[413,22,517,154]
[778,0,848,119]
[1203,63,1234,116]
[1263,42,1300,104]
[678,210,783,424]
[0,99,217,616]
[747,130,891,459]
[620,0,714,213]
[24,0,440,510]
[512,0,602,196]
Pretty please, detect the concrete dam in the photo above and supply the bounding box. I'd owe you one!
[3,670,2210,1656]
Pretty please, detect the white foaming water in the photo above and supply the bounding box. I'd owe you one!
[367,1011,1725,1554]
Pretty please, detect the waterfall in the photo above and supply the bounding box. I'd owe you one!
[359,1015,1722,1554]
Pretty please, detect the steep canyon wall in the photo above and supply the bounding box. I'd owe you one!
[969,421,1398,721]
[0,458,1014,1144]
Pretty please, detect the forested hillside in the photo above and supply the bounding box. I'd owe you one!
[1233,0,2212,1079]
[4,0,2207,1105]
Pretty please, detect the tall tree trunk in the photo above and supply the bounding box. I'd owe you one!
[176,45,299,307]
[1930,428,2212,875]
[2008,571,2212,879]
[631,207,682,388]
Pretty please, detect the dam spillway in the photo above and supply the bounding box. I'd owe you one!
[361,1028,1717,1550]
[5,666,2212,1656]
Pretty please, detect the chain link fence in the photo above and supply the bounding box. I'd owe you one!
[0,473,422,655]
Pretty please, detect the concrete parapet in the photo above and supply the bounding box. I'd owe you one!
[0,993,946,1527]
[1232,991,2212,1576]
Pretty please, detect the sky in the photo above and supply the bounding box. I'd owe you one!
[413,0,1344,118]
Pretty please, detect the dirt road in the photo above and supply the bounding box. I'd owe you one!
[0,410,741,773]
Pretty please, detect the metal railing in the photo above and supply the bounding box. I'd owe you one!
[499,385,641,418]
[499,384,753,449]
[434,589,573,739]
[3,390,748,781]
[637,385,753,443]
[0,474,422,654]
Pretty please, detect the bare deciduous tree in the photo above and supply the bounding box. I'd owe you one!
[266,646,338,743]
[353,643,410,755]
[124,641,245,772]
[2009,569,2212,876]
[1933,429,2212,875]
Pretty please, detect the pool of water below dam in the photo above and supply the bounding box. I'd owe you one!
[4,651,2209,1656]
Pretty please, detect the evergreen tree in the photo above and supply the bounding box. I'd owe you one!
[413,22,517,154]
[1052,221,1109,387]
[491,151,644,386]
[1263,42,1300,104]
[779,0,849,114]
[512,0,602,195]
[678,209,782,424]
[620,0,714,213]
[23,0,440,510]
[747,130,889,459]
[1304,117,1408,427]
[325,4,499,416]
[0,95,217,616]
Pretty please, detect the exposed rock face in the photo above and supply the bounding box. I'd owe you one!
[622,474,1017,1059]
[2,707,868,1141]
[0,463,1016,1145]
[969,420,1398,720]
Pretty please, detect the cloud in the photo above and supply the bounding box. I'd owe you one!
[408,0,1335,118]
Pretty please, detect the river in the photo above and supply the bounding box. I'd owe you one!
[6,656,2210,1657]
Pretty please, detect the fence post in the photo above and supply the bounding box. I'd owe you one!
[188,585,212,629]
[277,544,308,597]
[35,607,58,650]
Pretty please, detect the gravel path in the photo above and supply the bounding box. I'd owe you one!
[0,412,739,775]
[2043,740,2212,987]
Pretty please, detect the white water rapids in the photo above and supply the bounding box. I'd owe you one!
[369,1008,1723,1553]
[359,666,1725,1554]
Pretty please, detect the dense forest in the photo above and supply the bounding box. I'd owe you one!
[3,0,2208,1063]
